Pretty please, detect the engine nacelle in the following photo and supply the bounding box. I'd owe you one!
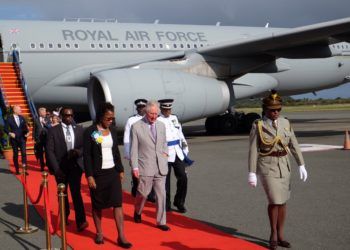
[88,69,230,127]
[232,73,278,99]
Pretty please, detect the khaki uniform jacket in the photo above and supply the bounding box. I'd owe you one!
[248,116,304,178]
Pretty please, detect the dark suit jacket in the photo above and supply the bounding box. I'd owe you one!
[83,124,124,177]
[46,123,84,173]
[5,114,28,143]
[33,117,50,143]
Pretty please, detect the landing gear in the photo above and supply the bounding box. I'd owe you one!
[205,112,261,135]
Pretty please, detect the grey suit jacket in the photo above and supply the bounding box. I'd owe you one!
[130,117,168,176]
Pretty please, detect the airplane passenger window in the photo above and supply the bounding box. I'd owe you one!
[65,43,71,48]
[99,43,103,48]
[30,43,36,49]
[200,44,204,47]
[114,44,119,48]
[57,43,62,48]
[91,44,95,49]
[130,44,134,48]
[187,44,191,48]
[48,43,53,49]
[74,44,79,49]
[173,44,177,49]
[194,44,197,48]
[145,44,149,48]
[152,44,156,48]
[122,44,126,48]
[107,44,111,49]
[159,44,163,49]
[137,44,141,48]
[180,44,184,48]
[39,43,44,49]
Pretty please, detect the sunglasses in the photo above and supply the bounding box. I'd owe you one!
[104,117,115,121]
[268,108,281,112]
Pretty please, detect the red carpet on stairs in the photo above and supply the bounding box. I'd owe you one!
[8,155,265,250]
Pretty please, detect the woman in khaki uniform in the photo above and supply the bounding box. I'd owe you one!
[248,91,308,250]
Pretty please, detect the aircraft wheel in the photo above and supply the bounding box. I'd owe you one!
[243,112,261,132]
[219,114,237,134]
[205,116,221,135]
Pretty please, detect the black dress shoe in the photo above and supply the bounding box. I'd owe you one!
[269,240,278,250]
[134,212,141,223]
[117,238,132,249]
[278,240,291,248]
[173,202,187,213]
[157,224,170,231]
[95,233,104,244]
[77,221,89,232]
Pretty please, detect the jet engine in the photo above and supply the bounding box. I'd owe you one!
[88,69,230,128]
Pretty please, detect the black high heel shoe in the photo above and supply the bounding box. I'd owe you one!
[95,233,104,244]
[117,238,132,249]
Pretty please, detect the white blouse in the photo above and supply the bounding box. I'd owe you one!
[101,133,114,169]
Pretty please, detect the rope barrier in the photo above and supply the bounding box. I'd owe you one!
[16,169,62,235]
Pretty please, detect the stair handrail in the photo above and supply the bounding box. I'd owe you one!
[11,50,38,119]
[0,75,9,108]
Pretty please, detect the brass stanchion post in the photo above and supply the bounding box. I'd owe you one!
[16,164,38,234]
[42,172,52,250]
[58,183,67,250]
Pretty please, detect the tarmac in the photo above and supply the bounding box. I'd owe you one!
[1,110,350,249]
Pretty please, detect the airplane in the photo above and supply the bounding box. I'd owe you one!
[0,17,350,134]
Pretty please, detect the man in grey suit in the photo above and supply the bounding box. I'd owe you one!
[130,100,170,231]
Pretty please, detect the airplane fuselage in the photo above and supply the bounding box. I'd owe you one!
[0,20,349,121]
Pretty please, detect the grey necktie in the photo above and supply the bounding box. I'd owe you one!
[150,123,156,140]
[65,126,73,151]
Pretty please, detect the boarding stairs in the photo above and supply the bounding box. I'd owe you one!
[0,54,38,155]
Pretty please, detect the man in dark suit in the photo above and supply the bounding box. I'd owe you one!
[33,107,50,172]
[46,107,88,232]
[4,105,29,174]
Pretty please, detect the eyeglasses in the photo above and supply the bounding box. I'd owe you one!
[268,108,281,112]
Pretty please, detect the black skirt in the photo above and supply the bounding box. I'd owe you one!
[90,167,122,209]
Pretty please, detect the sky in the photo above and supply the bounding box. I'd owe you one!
[0,0,349,99]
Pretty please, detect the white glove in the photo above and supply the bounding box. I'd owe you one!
[248,172,257,187]
[299,165,308,182]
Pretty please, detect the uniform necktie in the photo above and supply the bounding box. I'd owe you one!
[272,120,278,130]
[65,126,73,151]
[150,123,156,140]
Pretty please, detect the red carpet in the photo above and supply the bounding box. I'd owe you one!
[7,155,265,250]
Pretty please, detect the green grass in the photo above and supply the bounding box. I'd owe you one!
[237,103,350,113]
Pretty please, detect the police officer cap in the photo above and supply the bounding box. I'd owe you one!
[158,99,174,109]
[134,99,147,107]
[262,90,282,109]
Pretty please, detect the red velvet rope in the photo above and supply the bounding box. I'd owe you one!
[17,171,61,235]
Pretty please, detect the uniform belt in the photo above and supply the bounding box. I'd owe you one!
[167,140,180,146]
[260,150,288,157]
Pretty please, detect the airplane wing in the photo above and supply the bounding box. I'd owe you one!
[197,17,350,58]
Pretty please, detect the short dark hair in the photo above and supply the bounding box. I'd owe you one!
[96,102,114,123]
[59,107,73,116]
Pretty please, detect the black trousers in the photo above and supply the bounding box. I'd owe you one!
[55,165,86,227]
[35,141,45,171]
[10,139,26,173]
[166,156,188,208]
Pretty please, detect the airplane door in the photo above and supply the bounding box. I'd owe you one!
[0,36,4,62]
